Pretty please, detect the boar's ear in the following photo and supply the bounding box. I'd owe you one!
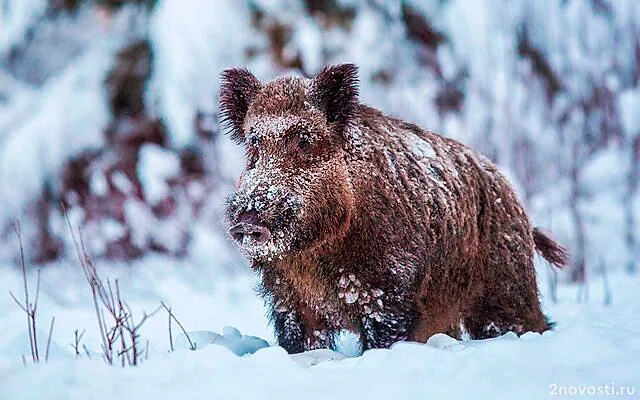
[219,68,262,142]
[311,63,359,129]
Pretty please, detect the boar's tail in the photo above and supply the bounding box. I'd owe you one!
[532,228,569,268]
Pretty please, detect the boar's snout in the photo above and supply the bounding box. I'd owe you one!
[229,211,272,248]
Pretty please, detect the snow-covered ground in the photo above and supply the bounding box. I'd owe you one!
[0,256,638,399]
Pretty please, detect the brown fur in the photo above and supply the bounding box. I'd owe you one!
[220,64,568,353]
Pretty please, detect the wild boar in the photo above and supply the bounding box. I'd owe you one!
[220,64,568,354]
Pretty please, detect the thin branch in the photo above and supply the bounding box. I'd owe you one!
[8,291,28,312]
[33,269,41,315]
[114,280,130,367]
[166,304,174,352]
[100,309,113,364]
[63,207,113,365]
[133,305,162,332]
[117,346,133,357]
[45,317,55,363]
[161,302,195,351]
[14,222,29,310]
[31,269,41,362]
[14,222,36,362]
[62,205,161,367]
[70,329,86,358]
[82,345,92,360]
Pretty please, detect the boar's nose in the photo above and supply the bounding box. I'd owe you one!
[229,211,271,246]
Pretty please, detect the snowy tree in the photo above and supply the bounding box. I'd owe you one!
[0,0,637,279]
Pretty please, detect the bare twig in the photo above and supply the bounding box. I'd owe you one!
[63,205,162,367]
[82,344,92,360]
[10,222,49,364]
[161,302,195,351]
[45,317,55,363]
[132,304,162,331]
[31,269,41,362]
[8,291,28,312]
[166,304,174,352]
[122,303,161,366]
[114,280,130,367]
[33,269,41,314]
[117,346,133,357]
[70,329,86,358]
[63,207,113,364]
[14,222,35,362]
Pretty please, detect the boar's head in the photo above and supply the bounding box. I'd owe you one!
[221,64,359,263]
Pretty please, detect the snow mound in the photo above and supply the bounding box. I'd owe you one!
[175,326,269,356]
[290,349,347,367]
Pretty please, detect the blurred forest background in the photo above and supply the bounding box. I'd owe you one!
[0,0,638,284]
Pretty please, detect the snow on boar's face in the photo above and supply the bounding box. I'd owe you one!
[221,64,359,263]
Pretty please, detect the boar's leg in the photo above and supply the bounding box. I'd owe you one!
[358,290,419,350]
[262,273,335,354]
[462,282,550,339]
[271,301,336,354]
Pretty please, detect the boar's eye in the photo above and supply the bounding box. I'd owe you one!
[296,136,310,150]
[248,134,260,147]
